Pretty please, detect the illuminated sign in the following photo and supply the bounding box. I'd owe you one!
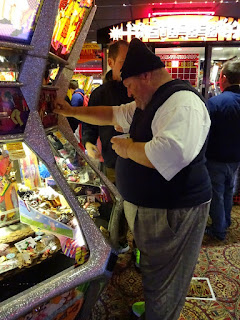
[109,15,240,42]
[158,54,199,60]
[159,54,199,87]
[77,43,102,64]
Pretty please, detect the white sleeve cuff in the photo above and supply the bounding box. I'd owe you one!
[145,140,181,181]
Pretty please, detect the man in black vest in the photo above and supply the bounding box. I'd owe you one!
[54,38,212,320]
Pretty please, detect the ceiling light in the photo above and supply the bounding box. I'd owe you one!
[173,48,182,51]
[213,47,223,50]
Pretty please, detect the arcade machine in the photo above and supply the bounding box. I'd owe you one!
[0,1,122,319]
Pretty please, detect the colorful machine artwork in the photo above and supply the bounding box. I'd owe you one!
[18,284,89,320]
[0,71,17,82]
[58,236,89,264]
[0,0,43,43]
[0,88,30,135]
[19,198,75,239]
[0,148,19,227]
[50,0,93,59]
[18,145,41,189]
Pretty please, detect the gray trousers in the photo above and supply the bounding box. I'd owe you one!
[124,200,210,320]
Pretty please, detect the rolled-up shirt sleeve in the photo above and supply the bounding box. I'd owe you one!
[145,91,211,181]
[112,101,136,133]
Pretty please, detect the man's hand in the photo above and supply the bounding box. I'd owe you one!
[85,142,101,159]
[114,125,124,132]
[53,98,75,117]
[111,137,133,159]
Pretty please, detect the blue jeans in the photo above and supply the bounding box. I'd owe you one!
[206,160,239,239]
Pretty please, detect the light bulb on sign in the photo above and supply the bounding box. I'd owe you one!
[172,60,179,68]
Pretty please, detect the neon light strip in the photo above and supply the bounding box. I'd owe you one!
[74,69,102,73]
[151,11,215,16]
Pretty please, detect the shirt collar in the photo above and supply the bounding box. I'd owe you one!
[223,85,240,93]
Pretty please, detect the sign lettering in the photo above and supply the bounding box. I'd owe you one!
[109,15,240,42]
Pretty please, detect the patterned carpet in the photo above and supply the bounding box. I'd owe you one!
[90,206,240,320]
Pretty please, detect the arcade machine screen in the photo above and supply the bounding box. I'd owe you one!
[0,0,44,44]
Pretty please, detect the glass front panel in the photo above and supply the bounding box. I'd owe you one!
[47,130,115,231]
[43,57,62,86]
[0,49,22,82]
[0,140,88,303]
[0,87,30,135]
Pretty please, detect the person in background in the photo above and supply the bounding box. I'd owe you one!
[65,79,84,132]
[82,40,132,253]
[205,60,240,241]
[54,38,211,320]
[82,40,132,182]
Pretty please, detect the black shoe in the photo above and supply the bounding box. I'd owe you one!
[205,227,225,241]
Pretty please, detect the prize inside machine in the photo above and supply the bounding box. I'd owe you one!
[0,0,112,311]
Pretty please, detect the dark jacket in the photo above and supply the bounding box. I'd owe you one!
[206,85,240,162]
[82,70,133,168]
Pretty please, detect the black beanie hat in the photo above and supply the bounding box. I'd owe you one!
[121,38,165,81]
